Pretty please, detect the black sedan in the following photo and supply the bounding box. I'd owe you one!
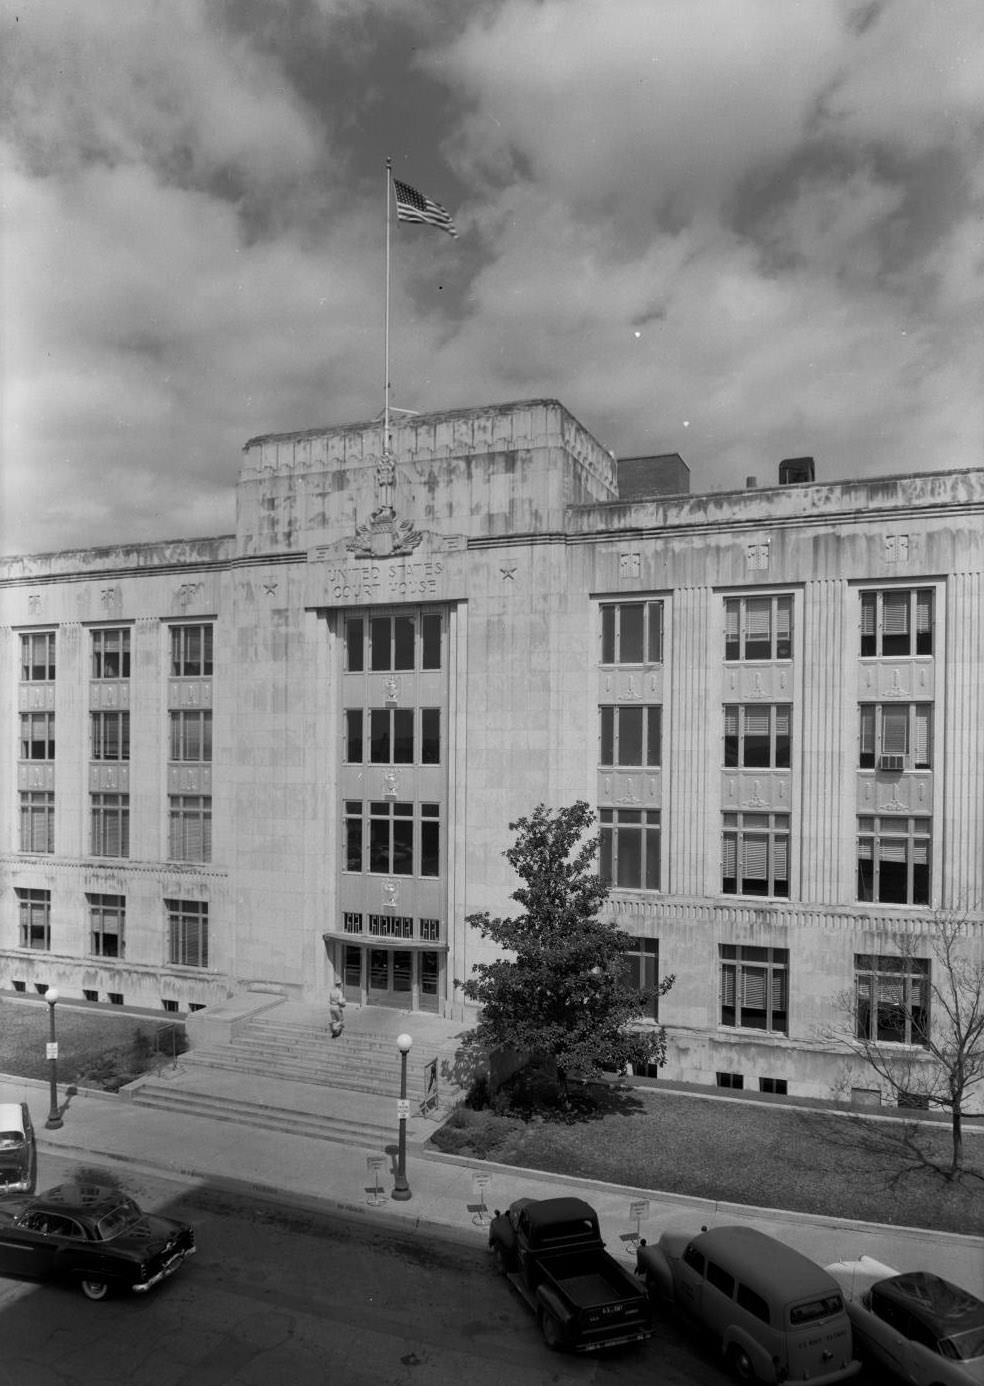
[0,1182,195,1301]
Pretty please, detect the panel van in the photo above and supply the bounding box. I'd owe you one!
[636,1224,860,1383]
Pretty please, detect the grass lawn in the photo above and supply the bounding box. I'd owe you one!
[0,997,186,1092]
[430,1084,984,1237]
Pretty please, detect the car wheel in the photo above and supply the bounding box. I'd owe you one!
[729,1346,756,1383]
[539,1311,565,1352]
[80,1277,110,1302]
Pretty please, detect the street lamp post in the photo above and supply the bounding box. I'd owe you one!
[45,987,63,1130]
[392,1032,412,1201]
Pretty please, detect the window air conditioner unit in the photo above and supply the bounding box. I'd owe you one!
[879,753,905,772]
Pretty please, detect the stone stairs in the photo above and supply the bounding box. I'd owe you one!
[177,1016,440,1098]
[128,1084,398,1149]
[127,1006,468,1150]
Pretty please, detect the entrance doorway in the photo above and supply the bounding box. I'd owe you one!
[339,943,441,1012]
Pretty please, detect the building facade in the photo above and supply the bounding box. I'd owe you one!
[3,399,983,1103]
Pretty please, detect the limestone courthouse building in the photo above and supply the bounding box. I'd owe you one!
[3,398,983,1104]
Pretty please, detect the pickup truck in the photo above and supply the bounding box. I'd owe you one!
[488,1195,653,1353]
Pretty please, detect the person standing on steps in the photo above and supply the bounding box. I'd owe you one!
[329,980,346,1037]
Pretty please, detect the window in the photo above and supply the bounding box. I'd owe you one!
[343,911,363,934]
[344,801,440,877]
[88,894,125,958]
[599,705,661,766]
[722,812,789,897]
[169,710,212,762]
[724,595,793,661]
[20,792,54,853]
[92,628,130,679]
[166,899,208,968]
[706,1262,736,1297]
[91,793,129,857]
[17,889,50,949]
[419,917,441,941]
[20,712,55,760]
[720,945,788,1033]
[370,708,415,763]
[599,809,660,890]
[857,816,930,905]
[859,704,932,770]
[724,705,790,768]
[21,632,56,681]
[369,915,413,938]
[344,800,363,872]
[369,801,413,874]
[345,707,440,764]
[737,1285,771,1323]
[344,710,363,762]
[419,803,440,877]
[861,589,933,657]
[170,624,213,676]
[620,938,661,1019]
[759,1077,788,1096]
[344,612,443,673]
[169,795,212,862]
[91,711,130,761]
[855,954,930,1046]
[601,601,663,664]
[716,1071,744,1089]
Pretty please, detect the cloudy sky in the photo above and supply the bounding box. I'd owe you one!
[2,0,982,556]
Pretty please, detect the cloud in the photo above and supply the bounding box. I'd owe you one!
[2,0,982,554]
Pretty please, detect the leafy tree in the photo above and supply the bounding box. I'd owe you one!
[459,801,674,1085]
[837,910,984,1175]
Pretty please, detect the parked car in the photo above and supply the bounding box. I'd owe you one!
[0,1182,195,1300]
[0,1102,37,1195]
[637,1223,860,1383]
[825,1257,984,1385]
[488,1195,653,1352]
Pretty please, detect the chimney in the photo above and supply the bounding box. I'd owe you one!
[779,456,815,485]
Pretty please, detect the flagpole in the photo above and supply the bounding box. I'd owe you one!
[384,157,392,455]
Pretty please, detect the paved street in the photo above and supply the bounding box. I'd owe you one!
[0,1153,914,1385]
[0,1154,744,1386]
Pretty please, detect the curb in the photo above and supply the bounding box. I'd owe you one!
[416,1146,981,1251]
[9,1070,984,1256]
[31,1137,485,1252]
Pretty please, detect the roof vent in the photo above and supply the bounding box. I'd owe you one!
[779,456,815,485]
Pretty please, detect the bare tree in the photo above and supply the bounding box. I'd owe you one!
[836,910,984,1175]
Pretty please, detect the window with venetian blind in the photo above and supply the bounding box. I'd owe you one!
[859,704,932,770]
[719,944,788,1033]
[722,812,789,897]
[724,595,793,661]
[857,816,930,905]
[168,795,212,862]
[860,589,933,657]
[723,704,790,768]
[91,793,130,857]
[854,954,929,1045]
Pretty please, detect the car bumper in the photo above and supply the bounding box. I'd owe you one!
[132,1243,196,1293]
[575,1327,654,1353]
[0,1176,34,1195]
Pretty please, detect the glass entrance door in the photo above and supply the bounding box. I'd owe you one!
[368,947,413,1006]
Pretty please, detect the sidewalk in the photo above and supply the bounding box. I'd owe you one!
[3,1072,982,1292]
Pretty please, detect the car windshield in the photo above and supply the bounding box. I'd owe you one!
[94,1198,141,1241]
[939,1326,984,1362]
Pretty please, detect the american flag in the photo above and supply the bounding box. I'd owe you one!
[393,177,458,238]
